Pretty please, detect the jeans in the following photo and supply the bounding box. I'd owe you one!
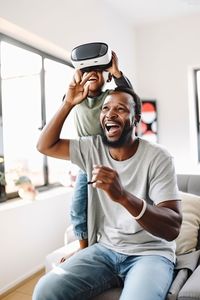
[32,244,174,300]
[70,169,88,239]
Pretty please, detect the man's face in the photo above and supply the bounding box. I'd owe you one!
[82,70,106,96]
[100,91,135,147]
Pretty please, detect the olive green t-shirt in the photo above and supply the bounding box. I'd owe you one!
[74,90,109,137]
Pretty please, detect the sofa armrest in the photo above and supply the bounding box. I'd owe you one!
[178,265,200,300]
[45,240,80,273]
[167,269,189,300]
[166,250,200,300]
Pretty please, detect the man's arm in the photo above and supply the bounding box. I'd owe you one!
[90,165,182,242]
[36,71,92,159]
[107,51,133,89]
[37,101,72,160]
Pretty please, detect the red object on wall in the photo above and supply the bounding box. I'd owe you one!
[137,100,157,143]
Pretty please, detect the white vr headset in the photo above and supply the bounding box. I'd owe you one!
[71,42,112,72]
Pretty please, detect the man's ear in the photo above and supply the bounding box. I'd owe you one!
[132,116,140,127]
[106,73,112,82]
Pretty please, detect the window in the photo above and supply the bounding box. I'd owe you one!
[0,34,76,202]
[194,69,200,161]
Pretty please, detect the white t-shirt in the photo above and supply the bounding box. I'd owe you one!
[70,136,180,263]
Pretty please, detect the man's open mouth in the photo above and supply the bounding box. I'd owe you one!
[105,122,121,135]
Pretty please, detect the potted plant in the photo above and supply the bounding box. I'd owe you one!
[15,176,37,200]
[0,170,6,202]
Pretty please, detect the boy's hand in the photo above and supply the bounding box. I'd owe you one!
[106,51,122,79]
[63,70,92,106]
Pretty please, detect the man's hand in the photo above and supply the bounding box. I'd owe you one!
[63,70,94,106]
[106,51,122,79]
[90,165,125,203]
[60,249,79,263]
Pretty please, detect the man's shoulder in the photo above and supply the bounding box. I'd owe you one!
[140,138,173,158]
[74,135,104,155]
[70,135,103,156]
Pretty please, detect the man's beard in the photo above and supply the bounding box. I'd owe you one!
[101,125,133,148]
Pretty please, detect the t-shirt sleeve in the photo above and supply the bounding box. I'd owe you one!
[113,73,133,89]
[69,136,91,172]
[148,152,181,204]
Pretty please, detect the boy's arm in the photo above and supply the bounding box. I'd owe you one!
[107,51,133,89]
[113,73,133,89]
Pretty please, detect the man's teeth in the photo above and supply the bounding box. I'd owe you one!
[105,123,120,131]
[107,122,117,125]
[106,122,119,126]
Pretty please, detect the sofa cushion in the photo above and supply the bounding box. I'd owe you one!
[45,240,79,272]
[176,192,200,255]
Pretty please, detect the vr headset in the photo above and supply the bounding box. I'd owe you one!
[71,42,112,72]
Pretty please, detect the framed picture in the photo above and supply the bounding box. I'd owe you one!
[137,100,158,143]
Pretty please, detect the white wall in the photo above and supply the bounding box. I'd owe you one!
[0,0,136,84]
[135,14,200,174]
[0,188,73,295]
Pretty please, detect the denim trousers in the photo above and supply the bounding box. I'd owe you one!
[32,243,174,300]
[70,169,88,240]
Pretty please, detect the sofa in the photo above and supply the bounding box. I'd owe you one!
[45,174,200,300]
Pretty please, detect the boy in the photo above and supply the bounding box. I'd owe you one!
[66,48,133,255]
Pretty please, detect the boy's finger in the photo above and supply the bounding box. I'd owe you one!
[74,70,82,83]
[81,71,94,85]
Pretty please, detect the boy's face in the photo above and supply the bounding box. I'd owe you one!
[82,70,106,97]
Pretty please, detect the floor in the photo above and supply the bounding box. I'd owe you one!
[1,271,44,300]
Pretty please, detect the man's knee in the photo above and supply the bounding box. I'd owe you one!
[32,271,74,300]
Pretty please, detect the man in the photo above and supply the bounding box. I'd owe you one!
[33,72,182,300]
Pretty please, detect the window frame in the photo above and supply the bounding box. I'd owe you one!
[194,69,200,162]
[0,33,73,201]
